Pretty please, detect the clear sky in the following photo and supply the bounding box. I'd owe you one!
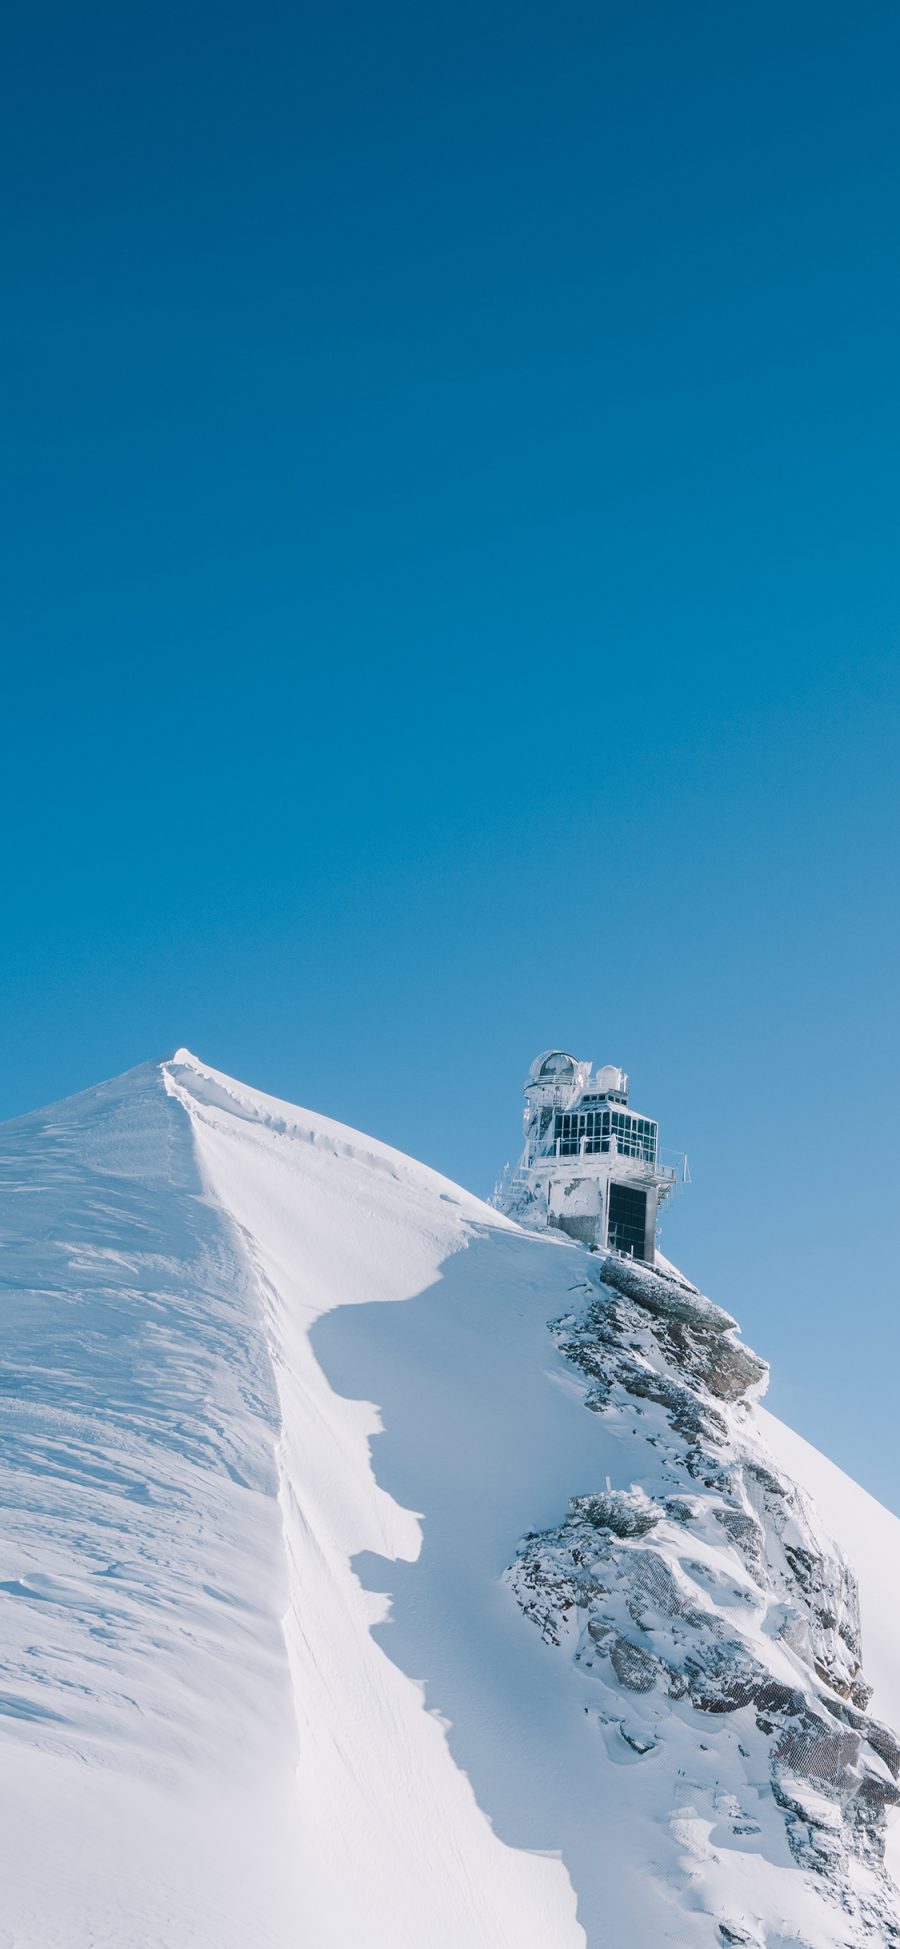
[2,1,899,1505]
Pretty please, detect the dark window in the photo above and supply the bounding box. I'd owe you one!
[610,1110,657,1163]
[553,1111,658,1166]
[607,1182,648,1259]
[554,1108,612,1156]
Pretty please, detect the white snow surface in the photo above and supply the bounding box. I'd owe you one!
[1,1048,898,1947]
[760,1408,900,1891]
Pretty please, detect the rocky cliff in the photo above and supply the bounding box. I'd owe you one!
[508,1251,900,1947]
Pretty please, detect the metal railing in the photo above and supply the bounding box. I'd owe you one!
[491,1143,688,1214]
[550,1134,677,1178]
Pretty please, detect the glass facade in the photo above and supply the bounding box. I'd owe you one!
[607,1181,649,1259]
[553,1107,657,1164]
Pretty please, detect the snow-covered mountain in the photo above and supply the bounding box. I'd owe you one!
[1,1050,898,1948]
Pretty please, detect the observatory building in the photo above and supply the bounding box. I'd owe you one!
[496,1050,679,1260]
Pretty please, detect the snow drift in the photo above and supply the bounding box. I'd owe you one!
[0,1049,898,1947]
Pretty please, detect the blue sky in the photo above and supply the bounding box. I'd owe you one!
[2,1,899,1503]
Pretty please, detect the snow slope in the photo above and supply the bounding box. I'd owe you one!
[761,1409,900,1887]
[0,1060,304,1948]
[1,1049,898,1947]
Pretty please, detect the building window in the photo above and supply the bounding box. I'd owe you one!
[554,1108,657,1164]
[608,1182,648,1259]
[555,1108,611,1155]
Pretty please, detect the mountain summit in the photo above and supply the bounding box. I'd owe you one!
[1,1050,898,1947]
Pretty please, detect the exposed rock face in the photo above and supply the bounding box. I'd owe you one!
[507,1255,900,1947]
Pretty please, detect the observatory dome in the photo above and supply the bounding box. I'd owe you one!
[529,1050,577,1083]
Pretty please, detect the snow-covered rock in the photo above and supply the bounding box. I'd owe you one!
[510,1255,899,1945]
[0,1050,897,1947]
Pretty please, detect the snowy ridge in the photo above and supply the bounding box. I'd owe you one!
[0,1059,304,1947]
[165,1046,500,1205]
[162,1051,579,1949]
[1,1049,898,1947]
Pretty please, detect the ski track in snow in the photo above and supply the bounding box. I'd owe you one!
[1,1046,898,1946]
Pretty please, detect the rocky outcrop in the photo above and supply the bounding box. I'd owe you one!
[507,1255,900,1947]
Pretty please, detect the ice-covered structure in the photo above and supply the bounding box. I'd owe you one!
[495,1049,681,1259]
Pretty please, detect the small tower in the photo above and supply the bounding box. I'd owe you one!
[496,1049,679,1260]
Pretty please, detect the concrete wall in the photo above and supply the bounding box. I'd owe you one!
[547,1173,604,1249]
